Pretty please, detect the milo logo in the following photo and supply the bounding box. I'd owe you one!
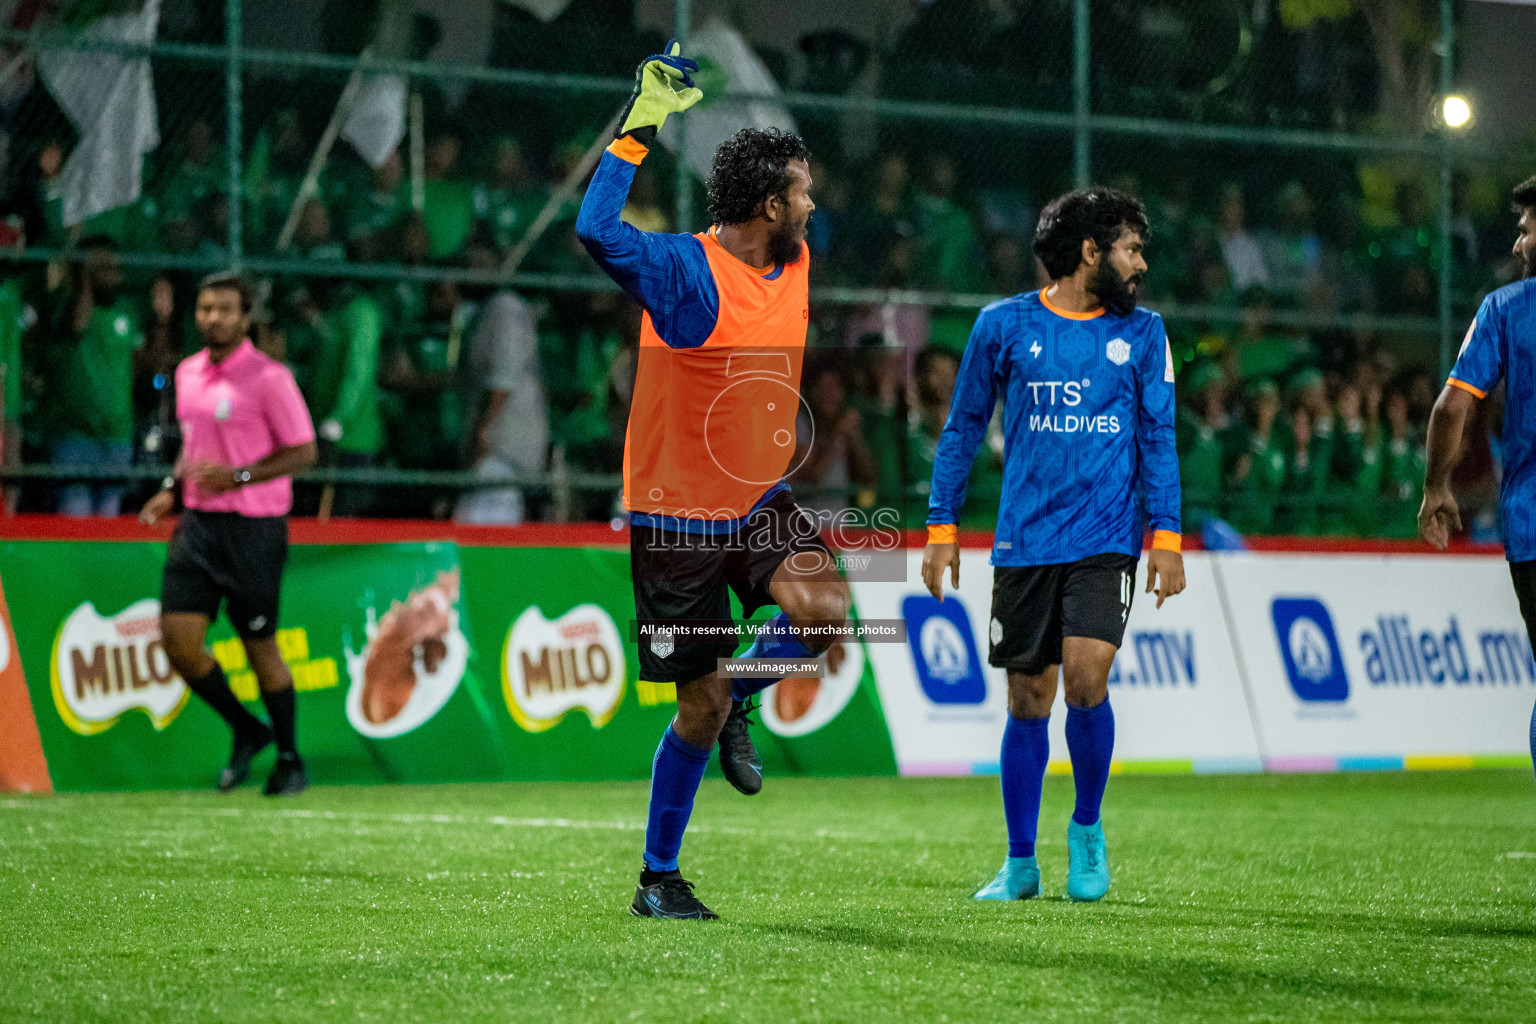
[502,604,626,732]
[51,599,188,735]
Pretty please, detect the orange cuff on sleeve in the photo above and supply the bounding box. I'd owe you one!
[927,523,958,545]
[1152,530,1182,553]
[1446,377,1486,400]
[606,136,649,166]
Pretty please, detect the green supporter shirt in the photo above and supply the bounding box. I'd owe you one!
[1379,436,1428,539]
[1222,424,1287,535]
[539,325,617,466]
[0,279,25,422]
[54,298,143,441]
[309,290,383,456]
[474,184,547,252]
[1177,409,1226,530]
[422,180,478,261]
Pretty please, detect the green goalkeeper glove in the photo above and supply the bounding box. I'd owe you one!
[617,39,703,142]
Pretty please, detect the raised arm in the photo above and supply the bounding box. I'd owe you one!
[574,42,715,349]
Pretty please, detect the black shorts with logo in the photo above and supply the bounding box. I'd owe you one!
[989,553,1138,675]
[631,490,833,684]
[160,509,289,639]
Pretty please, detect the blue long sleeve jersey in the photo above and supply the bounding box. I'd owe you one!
[928,290,1181,566]
[1446,277,1536,561]
[574,138,790,531]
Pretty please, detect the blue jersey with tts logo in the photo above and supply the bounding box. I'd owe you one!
[1447,276,1536,561]
[928,290,1181,566]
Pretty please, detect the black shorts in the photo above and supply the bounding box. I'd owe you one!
[631,491,833,684]
[161,509,289,639]
[1510,561,1536,651]
[989,553,1138,675]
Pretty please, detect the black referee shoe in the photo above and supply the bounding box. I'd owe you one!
[718,697,763,796]
[217,724,273,793]
[631,871,719,920]
[263,753,309,797]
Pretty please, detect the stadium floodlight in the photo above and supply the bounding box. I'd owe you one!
[1441,94,1473,130]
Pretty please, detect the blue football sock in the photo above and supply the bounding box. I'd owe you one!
[1065,698,1115,827]
[642,726,713,873]
[1001,714,1051,859]
[730,612,815,701]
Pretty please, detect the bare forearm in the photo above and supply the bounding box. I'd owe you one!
[245,442,318,484]
[1423,386,1474,491]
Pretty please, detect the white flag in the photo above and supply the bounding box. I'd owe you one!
[498,0,578,23]
[37,0,162,228]
[342,73,407,170]
[657,19,797,184]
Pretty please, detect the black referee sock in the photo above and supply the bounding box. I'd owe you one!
[186,663,265,738]
[261,687,298,756]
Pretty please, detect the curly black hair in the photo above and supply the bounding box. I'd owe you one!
[1513,175,1536,212]
[707,127,810,226]
[1033,187,1149,280]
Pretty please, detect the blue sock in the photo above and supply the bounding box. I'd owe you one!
[730,612,815,701]
[1001,714,1051,858]
[642,726,713,873]
[1065,698,1115,827]
[1529,698,1535,785]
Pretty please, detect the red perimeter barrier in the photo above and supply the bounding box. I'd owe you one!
[0,514,1504,555]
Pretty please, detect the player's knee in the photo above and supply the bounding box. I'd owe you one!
[158,619,204,676]
[791,587,849,655]
[676,678,732,737]
[1061,672,1109,709]
[1007,671,1055,718]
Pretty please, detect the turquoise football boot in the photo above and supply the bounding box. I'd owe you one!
[1066,819,1110,901]
[973,856,1040,900]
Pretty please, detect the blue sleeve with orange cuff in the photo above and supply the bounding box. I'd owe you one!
[927,308,1001,528]
[1136,315,1181,538]
[1447,294,1505,399]
[575,140,718,349]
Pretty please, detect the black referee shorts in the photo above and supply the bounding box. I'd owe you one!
[631,490,833,684]
[989,553,1138,675]
[161,509,289,639]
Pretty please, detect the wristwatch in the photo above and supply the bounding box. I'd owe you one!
[232,467,252,487]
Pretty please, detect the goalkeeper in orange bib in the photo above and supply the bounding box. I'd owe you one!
[576,41,850,920]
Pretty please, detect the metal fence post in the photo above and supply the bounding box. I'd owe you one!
[1073,0,1090,189]
[673,0,691,234]
[1437,0,1454,380]
[225,0,243,269]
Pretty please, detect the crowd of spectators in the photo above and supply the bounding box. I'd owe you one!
[0,1,1522,536]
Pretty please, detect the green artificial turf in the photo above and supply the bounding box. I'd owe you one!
[2,771,1534,1023]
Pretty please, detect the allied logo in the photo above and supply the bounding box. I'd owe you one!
[1271,598,1349,702]
[902,595,985,705]
[650,628,675,660]
[1106,337,1131,365]
[51,599,187,735]
[503,604,626,732]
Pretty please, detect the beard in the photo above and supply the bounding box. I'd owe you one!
[1523,250,1535,280]
[767,213,806,267]
[1089,258,1142,317]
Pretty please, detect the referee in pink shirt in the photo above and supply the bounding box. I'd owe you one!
[140,273,318,795]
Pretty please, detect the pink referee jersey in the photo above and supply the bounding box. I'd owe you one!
[176,339,316,516]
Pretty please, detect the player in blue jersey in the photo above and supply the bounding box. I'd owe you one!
[1420,175,1536,781]
[921,187,1185,902]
